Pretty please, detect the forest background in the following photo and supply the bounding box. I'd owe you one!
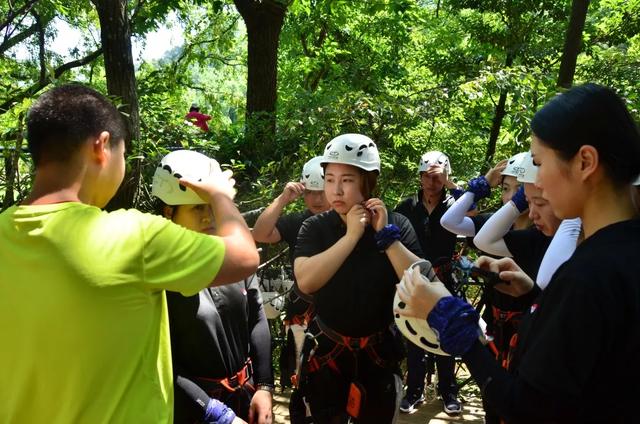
[1,0,639,216]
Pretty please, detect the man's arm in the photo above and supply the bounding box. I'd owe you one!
[179,171,260,286]
[252,182,305,244]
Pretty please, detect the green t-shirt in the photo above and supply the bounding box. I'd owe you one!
[0,203,225,423]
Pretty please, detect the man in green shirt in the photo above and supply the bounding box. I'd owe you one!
[0,84,259,423]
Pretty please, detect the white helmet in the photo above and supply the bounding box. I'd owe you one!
[321,134,380,173]
[418,151,451,175]
[516,151,538,184]
[501,152,528,177]
[634,174,640,186]
[152,150,221,205]
[300,156,325,191]
[394,260,449,356]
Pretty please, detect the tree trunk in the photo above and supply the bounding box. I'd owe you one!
[557,0,590,89]
[233,0,287,170]
[484,53,515,171]
[92,0,140,210]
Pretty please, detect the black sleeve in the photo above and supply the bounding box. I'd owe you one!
[393,197,412,215]
[390,212,424,258]
[246,274,274,386]
[463,341,577,423]
[275,213,303,250]
[293,215,323,260]
[174,375,210,418]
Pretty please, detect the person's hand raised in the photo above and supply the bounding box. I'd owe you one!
[280,181,306,205]
[485,159,508,188]
[179,162,236,202]
[363,198,388,232]
[345,203,368,241]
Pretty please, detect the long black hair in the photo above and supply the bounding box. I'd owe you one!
[531,83,640,185]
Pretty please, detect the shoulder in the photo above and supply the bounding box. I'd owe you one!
[395,195,417,213]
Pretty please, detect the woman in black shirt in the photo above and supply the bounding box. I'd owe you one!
[294,134,423,423]
[397,83,640,423]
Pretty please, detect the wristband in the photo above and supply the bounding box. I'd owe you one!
[374,224,401,251]
[449,188,464,200]
[203,398,237,424]
[466,175,491,200]
[256,383,275,394]
[511,185,528,213]
[427,296,480,356]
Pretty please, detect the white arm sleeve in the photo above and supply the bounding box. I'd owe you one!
[473,201,520,257]
[440,192,477,237]
[536,218,581,290]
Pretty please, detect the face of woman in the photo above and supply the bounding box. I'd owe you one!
[324,163,366,215]
[500,175,519,205]
[531,136,582,220]
[165,203,215,234]
[524,183,561,236]
[303,189,331,215]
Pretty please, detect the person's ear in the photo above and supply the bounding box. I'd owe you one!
[92,131,111,164]
[163,205,174,220]
[575,145,599,182]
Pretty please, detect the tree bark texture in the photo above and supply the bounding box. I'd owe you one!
[557,0,590,89]
[92,0,140,209]
[233,0,287,165]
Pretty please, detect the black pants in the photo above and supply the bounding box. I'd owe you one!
[300,327,404,424]
[405,341,457,398]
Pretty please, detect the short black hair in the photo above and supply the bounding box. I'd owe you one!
[531,83,640,185]
[26,83,129,166]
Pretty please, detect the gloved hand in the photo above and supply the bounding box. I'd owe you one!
[511,185,528,213]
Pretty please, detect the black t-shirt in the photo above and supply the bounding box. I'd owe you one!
[276,209,313,262]
[513,219,640,422]
[394,190,458,263]
[275,210,314,317]
[167,275,273,385]
[294,209,423,336]
[503,227,552,282]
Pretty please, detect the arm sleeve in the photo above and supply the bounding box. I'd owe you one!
[473,202,519,257]
[440,192,477,237]
[535,218,581,290]
[246,275,275,385]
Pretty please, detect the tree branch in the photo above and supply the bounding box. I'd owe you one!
[0,47,103,114]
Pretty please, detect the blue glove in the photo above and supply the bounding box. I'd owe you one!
[466,175,491,200]
[511,185,528,213]
[203,398,237,424]
[427,296,480,356]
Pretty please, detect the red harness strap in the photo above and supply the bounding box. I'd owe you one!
[195,359,253,393]
[303,318,392,374]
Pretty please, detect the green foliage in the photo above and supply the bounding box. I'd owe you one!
[1,0,639,213]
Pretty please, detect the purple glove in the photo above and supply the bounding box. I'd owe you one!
[203,398,237,424]
[427,296,480,356]
[511,185,528,213]
[466,175,491,200]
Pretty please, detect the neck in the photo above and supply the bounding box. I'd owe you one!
[422,190,441,208]
[580,184,637,239]
[23,163,86,206]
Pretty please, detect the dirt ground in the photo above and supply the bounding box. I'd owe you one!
[271,366,486,424]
